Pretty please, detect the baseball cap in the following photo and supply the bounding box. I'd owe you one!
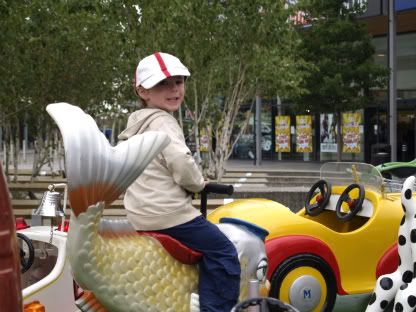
[134,52,190,89]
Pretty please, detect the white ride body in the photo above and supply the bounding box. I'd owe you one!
[18,226,76,311]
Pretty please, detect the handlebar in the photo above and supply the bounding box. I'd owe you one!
[200,183,234,218]
[202,183,234,196]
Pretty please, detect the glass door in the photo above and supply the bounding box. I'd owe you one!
[397,110,416,161]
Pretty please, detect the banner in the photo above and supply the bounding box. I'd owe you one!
[199,128,209,152]
[275,116,291,152]
[320,113,338,153]
[296,115,312,153]
[342,112,361,153]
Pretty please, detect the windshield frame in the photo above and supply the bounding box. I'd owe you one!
[319,162,385,194]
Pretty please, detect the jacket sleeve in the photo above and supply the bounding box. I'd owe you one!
[154,117,205,193]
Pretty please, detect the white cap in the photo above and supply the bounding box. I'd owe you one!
[134,52,190,89]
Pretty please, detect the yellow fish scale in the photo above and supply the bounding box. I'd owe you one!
[70,203,260,311]
[88,230,198,311]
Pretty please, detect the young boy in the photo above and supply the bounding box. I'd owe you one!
[118,52,240,312]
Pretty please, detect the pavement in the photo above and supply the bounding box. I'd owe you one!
[225,159,322,173]
[1,150,64,172]
[2,150,323,174]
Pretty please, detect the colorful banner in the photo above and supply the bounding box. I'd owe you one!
[275,116,291,152]
[342,112,361,153]
[320,113,338,153]
[199,128,209,152]
[296,115,312,153]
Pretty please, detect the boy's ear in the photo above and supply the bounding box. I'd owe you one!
[137,86,149,100]
[133,86,140,96]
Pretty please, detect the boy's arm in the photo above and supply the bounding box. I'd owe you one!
[157,119,205,193]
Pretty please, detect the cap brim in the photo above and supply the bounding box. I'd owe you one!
[140,67,191,89]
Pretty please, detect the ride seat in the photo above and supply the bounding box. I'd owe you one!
[138,231,202,265]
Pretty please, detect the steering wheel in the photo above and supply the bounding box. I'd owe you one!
[335,183,365,221]
[17,233,35,273]
[232,297,298,312]
[305,180,331,216]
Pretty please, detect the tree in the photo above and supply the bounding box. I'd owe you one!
[1,0,311,181]
[0,0,142,177]
[295,0,388,160]
[137,0,308,180]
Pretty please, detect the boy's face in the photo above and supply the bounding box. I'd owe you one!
[138,76,185,113]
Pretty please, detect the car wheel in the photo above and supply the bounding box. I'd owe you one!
[270,254,337,312]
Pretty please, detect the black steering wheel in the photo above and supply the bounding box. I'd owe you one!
[335,183,365,221]
[17,233,35,273]
[232,297,298,312]
[305,180,331,216]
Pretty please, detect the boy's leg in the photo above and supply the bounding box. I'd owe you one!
[156,216,240,312]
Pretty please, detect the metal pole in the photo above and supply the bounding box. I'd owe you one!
[248,279,260,312]
[388,0,397,161]
[277,95,282,161]
[255,95,262,166]
[200,191,207,218]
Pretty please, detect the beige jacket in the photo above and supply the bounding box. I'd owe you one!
[118,108,205,230]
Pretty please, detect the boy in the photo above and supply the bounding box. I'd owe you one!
[118,52,240,312]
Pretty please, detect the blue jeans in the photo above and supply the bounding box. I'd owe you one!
[156,216,241,312]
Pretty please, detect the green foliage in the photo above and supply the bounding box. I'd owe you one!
[0,0,141,124]
[0,1,148,179]
[139,1,305,98]
[135,1,310,178]
[295,0,388,113]
[0,1,307,128]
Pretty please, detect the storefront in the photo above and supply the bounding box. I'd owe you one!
[231,0,416,163]
[364,3,416,162]
[231,103,366,162]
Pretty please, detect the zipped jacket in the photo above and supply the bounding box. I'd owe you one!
[118,108,205,230]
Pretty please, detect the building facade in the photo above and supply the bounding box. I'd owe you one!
[231,0,416,164]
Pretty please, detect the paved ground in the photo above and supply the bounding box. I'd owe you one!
[225,159,322,173]
[2,150,323,174]
[1,150,63,172]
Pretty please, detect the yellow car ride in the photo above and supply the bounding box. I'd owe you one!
[209,162,404,312]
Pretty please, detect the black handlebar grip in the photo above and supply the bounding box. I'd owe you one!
[203,183,234,196]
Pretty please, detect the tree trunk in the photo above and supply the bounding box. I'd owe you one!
[12,116,21,182]
[3,122,11,182]
[193,123,201,167]
[57,137,64,174]
[215,152,226,182]
[111,118,116,146]
[213,98,253,181]
[192,83,202,170]
[31,118,51,180]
